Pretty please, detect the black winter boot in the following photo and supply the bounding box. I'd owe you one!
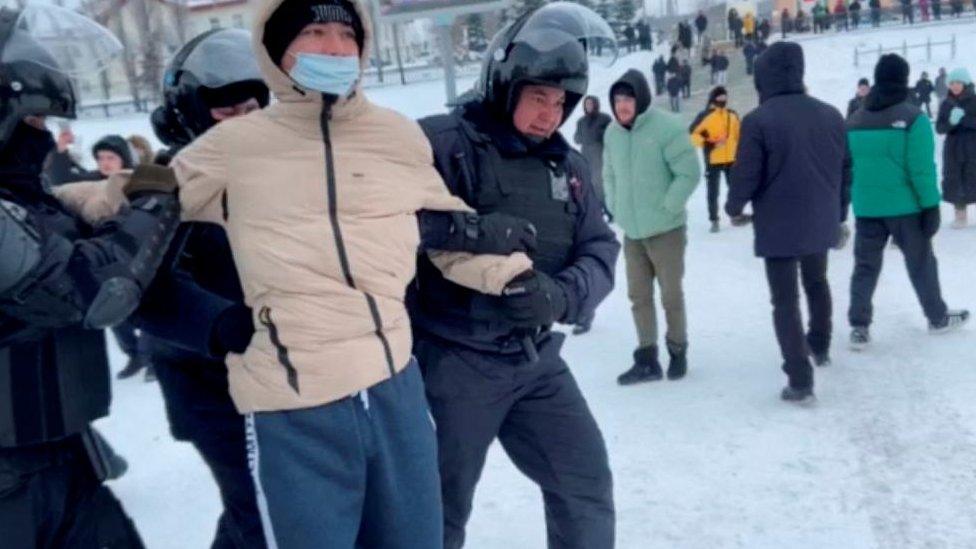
[618,346,663,385]
[666,340,688,380]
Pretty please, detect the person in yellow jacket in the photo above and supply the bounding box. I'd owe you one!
[689,86,742,232]
[743,12,757,39]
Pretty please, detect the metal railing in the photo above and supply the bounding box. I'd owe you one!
[854,34,956,66]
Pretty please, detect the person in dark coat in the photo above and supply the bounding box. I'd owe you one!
[731,11,744,46]
[950,0,964,17]
[667,46,681,74]
[710,49,730,85]
[935,67,949,100]
[743,39,759,75]
[870,0,883,25]
[726,42,852,404]
[915,71,935,117]
[413,9,620,547]
[847,77,871,119]
[850,0,863,27]
[574,96,614,215]
[638,20,652,50]
[623,24,636,53]
[795,9,807,31]
[695,11,708,43]
[758,18,772,40]
[781,9,792,37]
[901,0,915,23]
[0,8,180,545]
[846,54,970,350]
[935,68,976,228]
[652,55,668,95]
[678,21,693,51]
[680,59,693,99]
[932,0,943,18]
[667,72,683,112]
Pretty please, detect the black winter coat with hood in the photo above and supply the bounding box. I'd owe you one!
[936,84,976,205]
[727,42,852,258]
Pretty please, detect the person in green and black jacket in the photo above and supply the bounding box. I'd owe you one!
[846,54,970,351]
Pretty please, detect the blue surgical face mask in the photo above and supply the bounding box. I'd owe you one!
[288,52,360,98]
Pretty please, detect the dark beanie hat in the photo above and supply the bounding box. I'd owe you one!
[610,82,636,99]
[264,0,364,66]
[92,135,135,169]
[874,54,910,89]
[857,77,870,87]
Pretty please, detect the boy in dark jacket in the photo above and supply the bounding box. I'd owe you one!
[915,71,935,116]
[847,55,969,349]
[726,42,852,404]
[652,55,668,95]
[667,73,683,112]
[847,77,871,119]
[680,60,693,98]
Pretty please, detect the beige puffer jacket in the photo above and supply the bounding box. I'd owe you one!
[173,0,528,413]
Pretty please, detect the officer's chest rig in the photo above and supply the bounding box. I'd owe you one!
[469,142,579,276]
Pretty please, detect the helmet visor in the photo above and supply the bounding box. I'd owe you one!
[2,4,122,77]
[180,28,263,89]
[508,2,618,67]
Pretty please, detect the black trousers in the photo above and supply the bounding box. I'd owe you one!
[415,333,615,549]
[0,436,144,549]
[153,352,266,549]
[849,215,948,328]
[764,253,832,390]
[706,164,732,221]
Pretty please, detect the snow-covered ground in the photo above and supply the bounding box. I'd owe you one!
[77,20,976,549]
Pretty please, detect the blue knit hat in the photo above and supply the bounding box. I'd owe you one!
[948,68,972,86]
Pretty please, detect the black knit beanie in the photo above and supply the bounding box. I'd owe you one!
[264,0,364,66]
[874,54,909,91]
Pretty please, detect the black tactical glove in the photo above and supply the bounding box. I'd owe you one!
[920,206,941,239]
[447,212,537,255]
[210,304,255,357]
[497,271,568,329]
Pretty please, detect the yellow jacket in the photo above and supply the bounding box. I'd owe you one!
[743,14,757,34]
[690,107,741,166]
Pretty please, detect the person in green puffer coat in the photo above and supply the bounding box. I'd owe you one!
[846,54,969,350]
[603,69,701,386]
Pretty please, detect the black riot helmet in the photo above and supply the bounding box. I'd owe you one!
[0,4,121,149]
[478,2,617,124]
[152,28,269,148]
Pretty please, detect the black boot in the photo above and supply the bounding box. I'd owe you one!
[116,355,148,380]
[618,346,663,385]
[666,340,688,380]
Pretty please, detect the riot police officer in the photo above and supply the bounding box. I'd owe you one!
[0,5,180,547]
[411,4,621,548]
[136,28,270,549]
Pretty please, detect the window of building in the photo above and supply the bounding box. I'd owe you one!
[210,17,221,30]
[232,14,245,28]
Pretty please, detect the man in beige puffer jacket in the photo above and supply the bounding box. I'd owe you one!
[172,1,535,546]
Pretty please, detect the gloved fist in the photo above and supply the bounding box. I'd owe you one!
[920,206,941,239]
[450,211,538,255]
[497,270,568,329]
[950,107,965,126]
[210,304,255,357]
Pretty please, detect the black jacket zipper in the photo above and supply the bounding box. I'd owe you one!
[319,99,397,377]
[258,307,299,394]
